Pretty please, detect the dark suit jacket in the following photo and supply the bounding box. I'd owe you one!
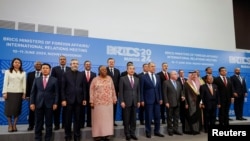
[51,66,71,94]
[82,70,96,102]
[157,71,170,100]
[177,77,187,90]
[230,75,247,96]
[200,83,220,110]
[119,75,140,107]
[61,70,86,104]
[30,76,59,109]
[163,80,183,107]
[26,71,42,97]
[213,76,233,102]
[140,73,162,104]
[107,67,121,94]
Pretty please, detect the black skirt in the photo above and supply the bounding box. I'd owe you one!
[4,92,23,117]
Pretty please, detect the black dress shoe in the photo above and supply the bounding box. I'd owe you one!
[228,118,233,121]
[130,135,138,140]
[126,136,131,141]
[27,126,34,131]
[173,130,183,135]
[146,133,151,138]
[87,124,92,127]
[168,132,173,136]
[236,118,242,120]
[192,131,200,135]
[54,126,60,130]
[241,117,247,120]
[154,132,164,137]
[114,123,118,126]
[162,121,166,124]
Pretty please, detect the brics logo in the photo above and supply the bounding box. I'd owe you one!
[229,56,250,64]
[106,45,151,62]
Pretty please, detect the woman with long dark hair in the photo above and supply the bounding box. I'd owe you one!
[2,58,26,132]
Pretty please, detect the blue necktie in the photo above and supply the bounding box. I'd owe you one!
[151,74,155,86]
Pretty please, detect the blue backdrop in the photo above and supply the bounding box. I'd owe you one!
[0,28,250,125]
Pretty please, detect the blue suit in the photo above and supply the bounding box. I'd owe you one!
[30,76,58,141]
[140,73,162,134]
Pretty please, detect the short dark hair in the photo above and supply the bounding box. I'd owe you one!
[42,63,51,69]
[127,61,133,66]
[218,67,226,72]
[205,67,211,71]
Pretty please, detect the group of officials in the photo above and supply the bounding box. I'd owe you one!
[2,56,248,141]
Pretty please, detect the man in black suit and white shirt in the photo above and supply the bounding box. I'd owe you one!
[61,59,87,141]
[200,75,220,133]
[106,57,121,126]
[157,62,170,124]
[80,60,96,128]
[26,61,42,131]
[51,55,71,130]
[30,63,59,141]
[119,64,140,141]
[230,67,247,120]
[213,67,233,126]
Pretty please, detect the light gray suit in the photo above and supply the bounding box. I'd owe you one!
[163,79,183,133]
[119,75,140,137]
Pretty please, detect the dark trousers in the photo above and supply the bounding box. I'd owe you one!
[160,104,166,122]
[219,99,231,126]
[53,102,66,128]
[234,95,244,119]
[64,103,81,139]
[123,106,137,136]
[80,105,86,127]
[35,106,53,141]
[28,102,35,128]
[179,100,186,132]
[167,106,180,132]
[203,106,217,131]
[144,103,161,134]
[139,106,145,123]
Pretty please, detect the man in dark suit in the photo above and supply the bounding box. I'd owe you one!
[163,71,184,136]
[156,62,170,124]
[106,57,121,126]
[140,62,164,138]
[26,61,42,131]
[30,63,59,141]
[61,59,87,141]
[80,60,96,128]
[200,75,220,133]
[138,63,148,125]
[230,67,247,120]
[213,67,233,126]
[51,55,71,130]
[119,64,140,141]
[177,69,187,133]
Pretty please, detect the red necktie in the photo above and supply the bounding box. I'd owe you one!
[223,76,227,86]
[43,77,47,89]
[165,72,169,80]
[87,71,90,82]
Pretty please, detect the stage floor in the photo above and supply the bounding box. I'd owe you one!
[0,117,249,141]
